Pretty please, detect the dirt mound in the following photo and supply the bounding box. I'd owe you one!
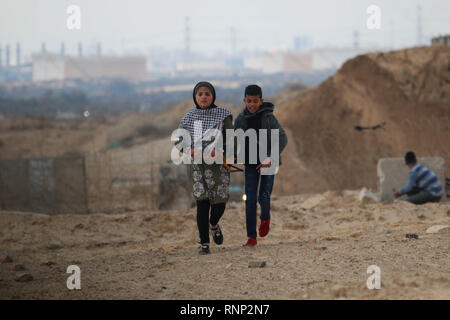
[275,45,450,195]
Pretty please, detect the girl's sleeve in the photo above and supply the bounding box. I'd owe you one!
[174,115,188,151]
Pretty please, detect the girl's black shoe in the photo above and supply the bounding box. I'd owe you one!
[210,224,223,245]
[198,243,210,255]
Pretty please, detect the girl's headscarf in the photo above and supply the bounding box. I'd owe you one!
[178,82,232,148]
[193,81,216,109]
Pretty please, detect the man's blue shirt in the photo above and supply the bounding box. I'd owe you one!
[398,164,443,197]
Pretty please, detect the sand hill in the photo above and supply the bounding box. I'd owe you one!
[275,45,450,195]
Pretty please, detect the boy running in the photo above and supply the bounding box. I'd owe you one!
[234,85,288,247]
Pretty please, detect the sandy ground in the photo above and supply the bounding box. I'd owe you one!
[0,191,449,300]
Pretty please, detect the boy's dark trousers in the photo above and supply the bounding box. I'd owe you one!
[406,187,441,205]
[244,164,275,239]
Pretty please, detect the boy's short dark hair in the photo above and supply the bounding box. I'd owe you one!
[245,85,262,98]
[405,151,417,164]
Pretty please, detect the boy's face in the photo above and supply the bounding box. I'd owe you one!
[244,95,264,114]
[195,86,213,109]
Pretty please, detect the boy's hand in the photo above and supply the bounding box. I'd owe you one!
[256,157,272,172]
[394,191,400,198]
[225,155,237,164]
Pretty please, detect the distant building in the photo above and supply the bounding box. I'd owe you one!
[309,47,373,71]
[294,36,312,52]
[246,47,373,74]
[32,54,147,82]
[283,53,313,73]
[431,35,450,46]
[260,52,313,74]
[175,60,228,72]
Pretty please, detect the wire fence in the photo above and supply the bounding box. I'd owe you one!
[0,152,195,214]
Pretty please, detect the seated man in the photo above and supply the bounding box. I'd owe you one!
[394,151,444,205]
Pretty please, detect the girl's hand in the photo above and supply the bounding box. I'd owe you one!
[191,148,202,161]
[191,148,218,161]
[204,149,220,162]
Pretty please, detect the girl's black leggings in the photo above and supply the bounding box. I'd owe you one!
[196,200,225,245]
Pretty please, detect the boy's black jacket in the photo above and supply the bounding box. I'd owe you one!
[234,102,288,165]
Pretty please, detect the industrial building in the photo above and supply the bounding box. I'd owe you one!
[431,35,450,46]
[32,55,147,82]
[244,47,375,74]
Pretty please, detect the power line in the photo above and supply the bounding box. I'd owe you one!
[417,5,424,45]
[184,16,191,60]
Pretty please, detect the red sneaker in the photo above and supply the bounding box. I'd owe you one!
[259,219,270,237]
[243,237,257,247]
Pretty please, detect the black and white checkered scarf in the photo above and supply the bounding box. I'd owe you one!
[179,106,232,148]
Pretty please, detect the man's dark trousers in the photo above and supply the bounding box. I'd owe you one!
[406,187,441,205]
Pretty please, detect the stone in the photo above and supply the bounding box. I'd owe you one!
[425,225,449,234]
[47,244,63,250]
[377,157,446,201]
[14,264,26,271]
[376,227,392,234]
[15,274,33,282]
[248,260,266,268]
[300,194,325,209]
[359,187,380,204]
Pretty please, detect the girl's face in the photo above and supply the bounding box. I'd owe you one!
[195,86,213,109]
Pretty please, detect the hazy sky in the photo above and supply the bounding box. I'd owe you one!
[1,0,449,60]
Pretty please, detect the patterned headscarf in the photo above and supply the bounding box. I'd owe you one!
[193,81,216,108]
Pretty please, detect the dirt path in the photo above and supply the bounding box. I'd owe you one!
[1,191,449,299]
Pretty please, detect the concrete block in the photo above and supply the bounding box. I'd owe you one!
[377,157,446,201]
[158,163,193,210]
